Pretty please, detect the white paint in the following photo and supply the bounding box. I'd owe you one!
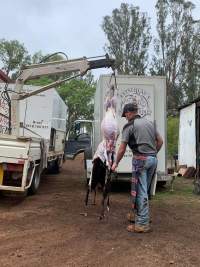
[178,103,196,168]
[94,75,167,176]
[0,83,67,138]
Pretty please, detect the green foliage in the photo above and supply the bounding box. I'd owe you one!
[26,76,54,86]
[58,76,96,133]
[31,51,44,64]
[180,20,200,102]
[102,3,151,75]
[0,39,30,76]
[151,0,200,110]
[167,116,179,158]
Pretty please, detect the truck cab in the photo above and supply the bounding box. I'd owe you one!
[65,120,93,160]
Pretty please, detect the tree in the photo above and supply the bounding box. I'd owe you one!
[102,3,152,75]
[58,75,96,134]
[151,0,200,110]
[31,50,44,64]
[0,39,30,76]
[180,19,200,101]
[167,115,179,160]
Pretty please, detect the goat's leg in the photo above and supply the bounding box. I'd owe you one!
[99,169,112,219]
[85,187,90,206]
[92,189,96,205]
[99,188,107,220]
[105,175,112,212]
[107,195,110,211]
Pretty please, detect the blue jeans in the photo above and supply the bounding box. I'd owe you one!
[132,156,157,226]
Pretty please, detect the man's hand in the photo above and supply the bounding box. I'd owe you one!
[156,132,163,152]
[111,142,127,172]
[111,162,118,172]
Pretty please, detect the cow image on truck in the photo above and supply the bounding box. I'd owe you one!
[0,55,115,194]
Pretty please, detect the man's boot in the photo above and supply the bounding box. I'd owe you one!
[127,224,151,233]
[126,211,135,223]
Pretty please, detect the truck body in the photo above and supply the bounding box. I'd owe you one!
[0,83,67,193]
[84,74,167,194]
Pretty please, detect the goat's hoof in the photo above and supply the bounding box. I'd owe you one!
[80,212,88,217]
[99,214,105,220]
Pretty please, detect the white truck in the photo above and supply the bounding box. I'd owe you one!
[0,85,67,193]
[82,74,167,194]
[0,55,115,194]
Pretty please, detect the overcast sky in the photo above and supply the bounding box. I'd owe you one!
[1,0,199,77]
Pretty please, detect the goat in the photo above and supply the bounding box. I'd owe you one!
[85,143,114,219]
[85,84,118,219]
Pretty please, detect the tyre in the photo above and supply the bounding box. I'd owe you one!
[28,167,41,195]
[52,159,60,174]
[47,159,60,174]
[157,181,167,187]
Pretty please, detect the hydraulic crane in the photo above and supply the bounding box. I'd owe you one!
[10,54,115,136]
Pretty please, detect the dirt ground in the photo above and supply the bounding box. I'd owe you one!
[0,154,200,267]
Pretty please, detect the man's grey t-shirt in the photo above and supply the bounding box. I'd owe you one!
[121,117,158,155]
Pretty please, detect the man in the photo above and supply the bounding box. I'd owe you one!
[111,103,163,233]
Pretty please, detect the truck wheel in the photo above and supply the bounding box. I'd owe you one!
[28,167,41,195]
[47,159,60,174]
[157,181,167,187]
[53,159,60,174]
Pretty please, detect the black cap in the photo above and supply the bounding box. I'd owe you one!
[122,103,138,117]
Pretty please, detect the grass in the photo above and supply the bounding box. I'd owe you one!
[153,176,196,202]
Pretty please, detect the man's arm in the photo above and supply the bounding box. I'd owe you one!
[111,142,127,171]
[156,132,163,152]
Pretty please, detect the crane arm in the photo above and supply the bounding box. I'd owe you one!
[18,55,115,83]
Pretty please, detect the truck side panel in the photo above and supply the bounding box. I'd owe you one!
[0,84,67,140]
[94,75,167,176]
[178,103,196,168]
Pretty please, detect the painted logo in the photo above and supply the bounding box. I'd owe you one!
[119,87,152,118]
